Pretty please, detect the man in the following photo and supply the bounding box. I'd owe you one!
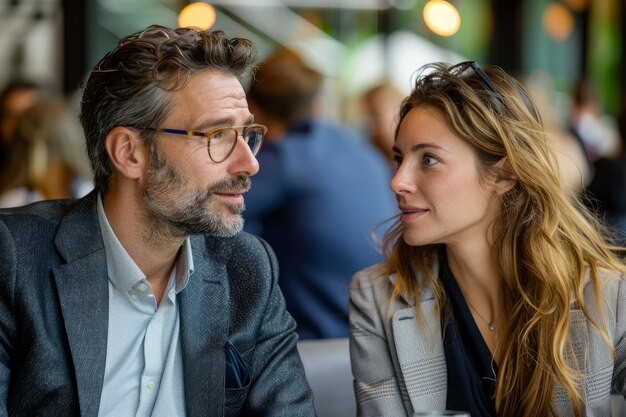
[244,48,396,339]
[0,25,315,417]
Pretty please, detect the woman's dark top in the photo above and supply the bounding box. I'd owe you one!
[440,257,498,417]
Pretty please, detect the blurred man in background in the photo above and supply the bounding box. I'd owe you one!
[245,48,396,340]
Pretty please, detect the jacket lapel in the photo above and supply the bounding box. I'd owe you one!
[52,193,109,417]
[391,271,447,413]
[179,235,229,416]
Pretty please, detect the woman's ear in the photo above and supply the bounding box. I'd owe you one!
[492,157,517,195]
[105,126,149,181]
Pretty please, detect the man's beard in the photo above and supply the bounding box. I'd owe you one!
[142,148,250,239]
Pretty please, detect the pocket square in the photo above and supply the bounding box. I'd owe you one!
[225,341,250,389]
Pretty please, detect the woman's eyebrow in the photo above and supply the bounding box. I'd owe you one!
[393,143,444,154]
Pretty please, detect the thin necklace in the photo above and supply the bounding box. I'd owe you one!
[466,301,498,332]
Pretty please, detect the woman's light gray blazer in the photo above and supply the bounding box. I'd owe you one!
[349,262,626,417]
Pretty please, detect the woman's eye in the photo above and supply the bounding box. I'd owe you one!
[423,155,439,166]
[393,156,403,168]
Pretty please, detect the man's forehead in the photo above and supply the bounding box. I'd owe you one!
[172,71,246,103]
[166,73,252,128]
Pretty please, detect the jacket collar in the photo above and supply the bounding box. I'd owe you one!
[387,260,441,306]
[389,261,447,412]
[52,191,109,417]
[178,234,230,416]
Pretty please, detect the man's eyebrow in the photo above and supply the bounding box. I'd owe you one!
[392,143,444,154]
[195,116,255,131]
[194,118,233,131]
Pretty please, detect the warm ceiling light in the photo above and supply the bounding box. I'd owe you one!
[543,2,574,41]
[423,0,461,37]
[563,0,589,12]
[178,2,217,30]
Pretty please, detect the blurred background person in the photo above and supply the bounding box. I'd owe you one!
[565,79,626,242]
[582,94,626,244]
[244,47,396,340]
[360,81,406,165]
[0,80,43,169]
[568,79,620,162]
[525,79,592,195]
[0,98,92,207]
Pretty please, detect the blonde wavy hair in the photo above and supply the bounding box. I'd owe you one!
[384,62,626,417]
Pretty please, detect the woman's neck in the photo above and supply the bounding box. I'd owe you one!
[445,240,503,357]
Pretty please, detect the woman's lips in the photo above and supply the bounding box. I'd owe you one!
[398,205,428,221]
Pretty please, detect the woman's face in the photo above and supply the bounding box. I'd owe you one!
[391,106,502,248]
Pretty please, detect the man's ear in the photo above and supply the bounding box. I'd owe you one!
[492,157,517,195]
[105,126,149,180]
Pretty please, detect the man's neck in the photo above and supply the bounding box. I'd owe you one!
[102,190,184,305]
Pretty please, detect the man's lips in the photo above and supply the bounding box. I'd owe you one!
[214,190,247,202]
[215,191,245,196]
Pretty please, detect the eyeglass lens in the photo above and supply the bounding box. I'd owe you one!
[209,126,265,162]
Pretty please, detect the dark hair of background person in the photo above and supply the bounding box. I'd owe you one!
[0,80,45,165]
[79,24,257,195]
[361,81,405,163]
[247,47,323,125]
[0,80,41,140]
[0,98,91,202]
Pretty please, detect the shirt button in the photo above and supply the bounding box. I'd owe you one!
[130,293,138,301]
[147,380,155,389]
[138,283,148,292]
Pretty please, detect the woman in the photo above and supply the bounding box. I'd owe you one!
[349,61,626,417]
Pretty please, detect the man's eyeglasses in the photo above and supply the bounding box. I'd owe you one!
[131,124,267,163]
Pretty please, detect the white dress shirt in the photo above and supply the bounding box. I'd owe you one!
[96,195,193,417]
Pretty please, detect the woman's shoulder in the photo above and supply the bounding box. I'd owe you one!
[581,267,626,310]
[350,261,436,307]
[350,262,397,301]
[589,267,626,289]
[351,262,393,287]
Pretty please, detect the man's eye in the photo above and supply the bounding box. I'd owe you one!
[211,131,226,140]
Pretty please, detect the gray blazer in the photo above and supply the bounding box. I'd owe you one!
[349,262,626,417]
[0,192,316,417]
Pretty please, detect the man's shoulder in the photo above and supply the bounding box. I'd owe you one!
[310,121,363,143]
[0,194,98,248]
[0,198,78,228]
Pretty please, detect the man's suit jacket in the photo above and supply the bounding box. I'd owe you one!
[0,192,316,417]
[349,262,626,417]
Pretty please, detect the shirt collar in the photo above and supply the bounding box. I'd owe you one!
[174,238,193,293]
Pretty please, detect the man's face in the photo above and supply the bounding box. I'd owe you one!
[142,70,260,238]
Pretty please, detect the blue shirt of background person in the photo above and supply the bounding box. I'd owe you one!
[244,48,396,340]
